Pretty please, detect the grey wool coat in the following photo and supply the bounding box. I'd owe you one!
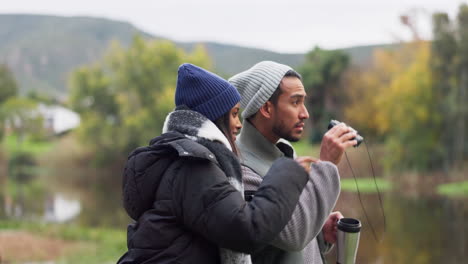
[237,120,341,264]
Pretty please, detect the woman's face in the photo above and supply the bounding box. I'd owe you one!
[229,103,242,141]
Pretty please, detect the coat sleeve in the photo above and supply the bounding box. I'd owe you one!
[171,157,308,254]
[243,161,341,251]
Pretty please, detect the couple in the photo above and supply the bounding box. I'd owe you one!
[118,61,358,264]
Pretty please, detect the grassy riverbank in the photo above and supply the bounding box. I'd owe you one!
[0,220,126,263]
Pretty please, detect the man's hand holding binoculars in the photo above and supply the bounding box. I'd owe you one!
[319,122,358,165]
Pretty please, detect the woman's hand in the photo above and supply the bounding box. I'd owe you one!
[294,156,319,172]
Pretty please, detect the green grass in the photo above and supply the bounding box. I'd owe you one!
[291,141,392,194]
[291,141,320,157]
[0,220,127,264]
[2,134,55,156]
[340,178,392,193]
[437,181,468,197]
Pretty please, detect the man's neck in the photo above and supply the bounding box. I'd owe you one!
[237,119,286,177]
[248,119,279,144]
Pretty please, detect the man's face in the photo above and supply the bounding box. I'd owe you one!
[271,77,309,142]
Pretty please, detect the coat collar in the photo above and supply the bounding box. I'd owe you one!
[236,120,286,177]
[162,108,232,151]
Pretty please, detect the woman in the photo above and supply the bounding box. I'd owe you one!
[118,63,310,264]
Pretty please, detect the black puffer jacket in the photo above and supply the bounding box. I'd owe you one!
[118,131,308,264]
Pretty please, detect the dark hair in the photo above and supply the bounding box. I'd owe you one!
[214,111,238,155]
[268,70,302,105]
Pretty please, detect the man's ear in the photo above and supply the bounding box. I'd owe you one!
[259,101,274,119]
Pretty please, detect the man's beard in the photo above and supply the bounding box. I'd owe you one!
[272,120,303,142]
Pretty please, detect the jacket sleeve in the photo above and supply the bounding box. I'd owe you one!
[171,157,308,254]
[243,161,341,251]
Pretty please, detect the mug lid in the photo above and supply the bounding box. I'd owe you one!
[337,217,361,233]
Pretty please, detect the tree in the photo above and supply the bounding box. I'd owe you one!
[344,40,438,171]
[374,42,438,170]
[299,47,350,142]
[429,5,468,169]
[344,11,468,171]
[26,90,58,105]
[431,12,458,170]
[69,36,212,165]
[455,4,468,166]
[0,64,18,140]
[0,97,43,144]
[344,49,398,140]
[0,64,17,104]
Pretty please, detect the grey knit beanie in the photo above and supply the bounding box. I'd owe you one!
[228,61,293,119]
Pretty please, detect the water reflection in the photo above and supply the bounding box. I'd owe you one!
[0,165,129,228]
[1,164,467,263]
[1,183,81,223]
[44,165,130,228]
[326,191,468,263]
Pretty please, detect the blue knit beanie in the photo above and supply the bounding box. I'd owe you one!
[176,63,241,121]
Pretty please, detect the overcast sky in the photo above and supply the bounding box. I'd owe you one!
[1,0,467,53]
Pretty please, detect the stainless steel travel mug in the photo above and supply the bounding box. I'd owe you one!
[336,217,361,264]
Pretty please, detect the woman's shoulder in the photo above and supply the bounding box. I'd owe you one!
[130,132,219,164]
[166,136,220,165]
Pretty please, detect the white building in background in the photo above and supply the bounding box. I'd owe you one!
[37,104,80,135]
[43,193,81,223]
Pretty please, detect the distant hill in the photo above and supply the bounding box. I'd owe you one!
[181,41,305,78]
[0,14,153,96]
[0,14,394,97]
[341,43,399,67]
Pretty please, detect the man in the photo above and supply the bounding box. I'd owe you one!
[229,61,358,264]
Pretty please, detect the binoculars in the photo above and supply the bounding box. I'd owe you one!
[328,120,364,147]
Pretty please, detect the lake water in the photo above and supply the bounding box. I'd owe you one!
[327,191,468,263]
[1,168,467,264]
